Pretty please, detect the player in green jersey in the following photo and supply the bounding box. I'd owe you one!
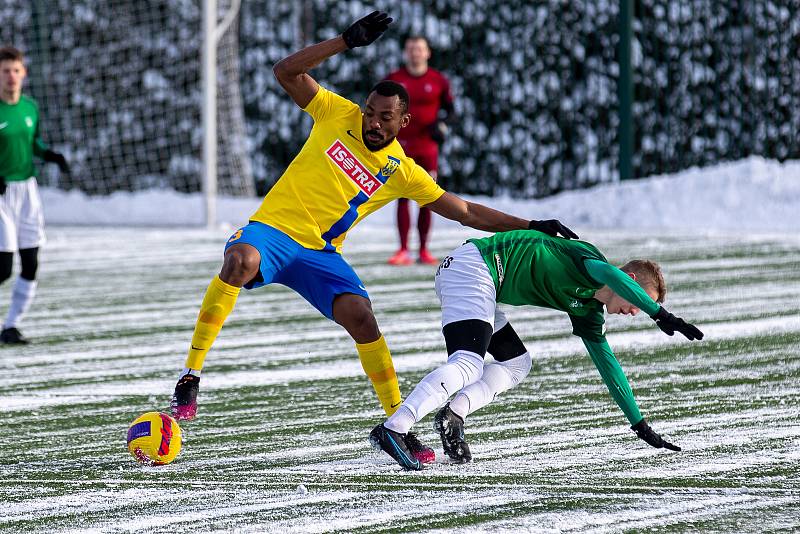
[0,46,70,345]
[370,229,703,470]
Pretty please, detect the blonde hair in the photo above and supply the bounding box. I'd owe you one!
[621,259,666,303]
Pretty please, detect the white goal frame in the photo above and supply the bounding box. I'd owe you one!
[203,0,241,229]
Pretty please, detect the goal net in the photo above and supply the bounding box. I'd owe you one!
[0,0,254,197]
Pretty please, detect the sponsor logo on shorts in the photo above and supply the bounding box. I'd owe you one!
[326,140,383,196]
[228,229,243,243]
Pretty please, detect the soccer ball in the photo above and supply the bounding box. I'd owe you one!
[127,411,182,465]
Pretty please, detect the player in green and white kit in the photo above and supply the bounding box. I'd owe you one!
[0,46,70,344]
[370,229,704,470]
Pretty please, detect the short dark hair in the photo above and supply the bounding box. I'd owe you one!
[405,35,429,47]
[0,46,24,63]
[369,80,409,114]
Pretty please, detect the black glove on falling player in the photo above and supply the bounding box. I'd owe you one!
[528,219,579,239]
[651,307,704,340]
[631,419,681,451]
[0,176,5,195]
[342,11,393,49]
[43,150,71,174]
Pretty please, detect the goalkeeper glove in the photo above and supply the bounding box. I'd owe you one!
[528,219,579,239]
[0,176,5,195]
[43,150,71,175]
[631,418,681,451]
[342,11,393,49]
[429,120,448,145]
[651,307,703,340]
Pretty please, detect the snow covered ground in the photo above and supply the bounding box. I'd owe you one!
[1,158,799,532]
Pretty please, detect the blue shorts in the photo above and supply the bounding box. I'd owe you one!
[224,222,369,320]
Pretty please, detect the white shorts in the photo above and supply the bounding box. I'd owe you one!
[0,177,46,252]
[434,242,508,332]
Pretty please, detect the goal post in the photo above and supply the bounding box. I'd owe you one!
[204,0,246,229]
[3,0,255,227]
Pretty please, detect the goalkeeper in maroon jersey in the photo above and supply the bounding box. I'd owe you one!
[385,36,454,266]
[370,229,703,470]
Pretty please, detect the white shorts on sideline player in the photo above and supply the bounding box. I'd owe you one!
[0,177,45,252]
[434,241,508,332]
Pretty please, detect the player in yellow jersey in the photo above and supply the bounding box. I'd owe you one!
[170,11,578,463]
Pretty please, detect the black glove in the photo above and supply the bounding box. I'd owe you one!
[342,11,393,49]
[651,307,703,340]
[528,219,579,239]
[43,150,70,174]
[429,120,448,145]
[631,418,681,451]
[0,176,5,195]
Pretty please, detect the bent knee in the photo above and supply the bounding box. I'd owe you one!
[333,294,379,341]
[500,351,532,385]
[221,245,261,283]
[447,349,485,385]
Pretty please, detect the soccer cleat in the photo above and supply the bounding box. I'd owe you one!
[369,424,422,470]
[434,403,472,463]
[417,249,439,265]
[171,374,200,421]
[0,327,29,345]
[387,249,413,266]
[405,431,435,464]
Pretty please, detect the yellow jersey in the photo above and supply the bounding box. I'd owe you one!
[250,86,445,252]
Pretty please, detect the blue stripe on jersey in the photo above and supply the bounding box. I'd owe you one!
[319,156,400,251]
[321,191,369,251]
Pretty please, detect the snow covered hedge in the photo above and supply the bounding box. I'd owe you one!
[2,0,797,197]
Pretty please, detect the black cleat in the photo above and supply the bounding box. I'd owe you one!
[434,403,472,463]
[1,327,29,345]
[369,424,423,470]
[405,431,435,464]
[170,374,200,421]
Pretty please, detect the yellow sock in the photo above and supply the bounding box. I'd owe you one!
[185,275,240,371]
[357,335,402,416]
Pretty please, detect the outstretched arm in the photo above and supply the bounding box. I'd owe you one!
[273,11,393,109]
[582,337,681,451]
[585,259,703,340]
[582,337,643,425]
[584,259,660,316]
[426,192,578,238]
[273,38,345,108]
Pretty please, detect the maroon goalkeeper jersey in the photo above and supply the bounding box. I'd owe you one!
[386,66,453,170]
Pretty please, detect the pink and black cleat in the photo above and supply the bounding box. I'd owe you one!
[170,374,200,421]
[405,431,436,464]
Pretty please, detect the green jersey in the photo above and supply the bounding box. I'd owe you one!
[467,229,663,425]
[0,95,49,182]
[468,229,609,341]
